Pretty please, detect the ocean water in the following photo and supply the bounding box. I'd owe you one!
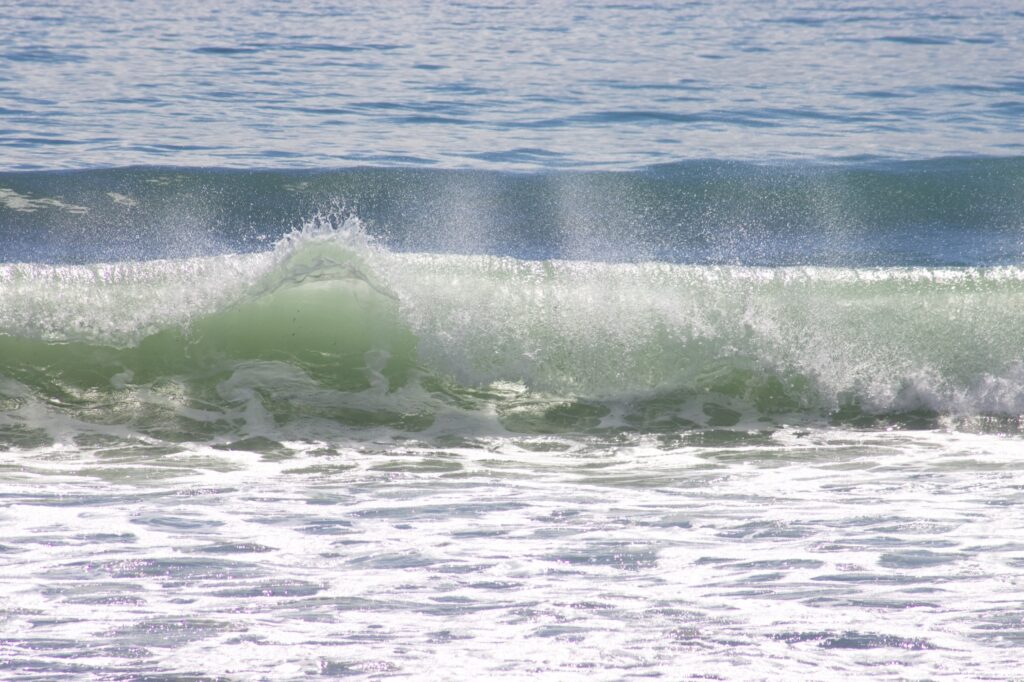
[3,2,1024,680]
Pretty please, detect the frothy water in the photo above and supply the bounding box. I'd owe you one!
[4,422,1024,679]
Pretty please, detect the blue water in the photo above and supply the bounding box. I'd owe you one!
[2,0,1023,169]
[3,2,1024,680]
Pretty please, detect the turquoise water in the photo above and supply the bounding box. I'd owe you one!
[3,2,1024,680]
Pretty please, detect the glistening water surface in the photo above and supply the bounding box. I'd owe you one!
[2,0,1024,168]
[2,1,1024,680]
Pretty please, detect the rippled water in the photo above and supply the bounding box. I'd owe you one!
[3,1,1024,680]
[2,0,1023,169]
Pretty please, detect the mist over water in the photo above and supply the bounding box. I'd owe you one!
[3,1,1024,680]
[3,160,1022,264]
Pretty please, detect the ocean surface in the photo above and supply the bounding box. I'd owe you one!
[3,1,1024,680]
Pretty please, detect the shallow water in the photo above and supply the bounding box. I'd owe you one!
[3,1,1024,680]
[5,428,1024,679]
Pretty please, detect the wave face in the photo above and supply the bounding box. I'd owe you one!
[2,158,1023,265]
[3,210,1024,446]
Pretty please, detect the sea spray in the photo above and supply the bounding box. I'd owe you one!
[3,160,1022,265]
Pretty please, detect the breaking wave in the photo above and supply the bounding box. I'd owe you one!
[3,214,1024,446]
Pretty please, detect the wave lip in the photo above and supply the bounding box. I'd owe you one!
[386,254,1024,417]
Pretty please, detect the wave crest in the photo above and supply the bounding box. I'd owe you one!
[3,215,1024,439]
